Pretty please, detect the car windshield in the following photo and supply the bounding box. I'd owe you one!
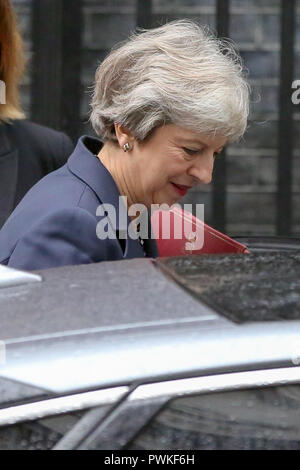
[157,251,300,323]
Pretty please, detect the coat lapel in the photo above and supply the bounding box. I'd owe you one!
[0,124,18,228]
[67,136,158,259]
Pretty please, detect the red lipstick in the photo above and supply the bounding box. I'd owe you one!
[171,183,191,197]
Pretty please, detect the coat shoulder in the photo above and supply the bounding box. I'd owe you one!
[14,119,73,156]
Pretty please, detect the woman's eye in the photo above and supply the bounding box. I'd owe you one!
[182,147,200,156]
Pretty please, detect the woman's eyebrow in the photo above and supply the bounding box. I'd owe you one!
[179,138,225,151]
[179,138,207,147]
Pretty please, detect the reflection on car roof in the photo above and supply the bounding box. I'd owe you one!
[0,258,222,341]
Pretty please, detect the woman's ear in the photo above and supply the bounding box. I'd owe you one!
[114,122,135,149]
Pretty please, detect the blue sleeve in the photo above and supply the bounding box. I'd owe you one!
[8,208,119,271]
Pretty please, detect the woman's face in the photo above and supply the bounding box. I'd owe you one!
[131,124,227,208]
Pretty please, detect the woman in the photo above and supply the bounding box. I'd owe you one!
[0,0,74,228]
[0,20,249,271]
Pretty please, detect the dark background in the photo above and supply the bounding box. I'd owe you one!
[11,0,300,237]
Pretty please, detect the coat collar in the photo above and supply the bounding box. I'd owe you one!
[67,135,121,212]
[67,136,158,258]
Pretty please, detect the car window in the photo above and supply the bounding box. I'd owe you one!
[0,411,84,450]
[126,384,300,450]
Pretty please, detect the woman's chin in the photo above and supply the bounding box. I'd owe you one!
[152,196,180,208]
[150,186,182,207]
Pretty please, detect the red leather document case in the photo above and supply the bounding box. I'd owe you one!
[151,206,249,257]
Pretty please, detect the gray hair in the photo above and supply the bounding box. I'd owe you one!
[90,20,250,143]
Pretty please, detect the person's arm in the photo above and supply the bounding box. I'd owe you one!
[8,207,120,271]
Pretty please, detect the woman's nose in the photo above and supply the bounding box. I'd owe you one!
[188,157,214,185]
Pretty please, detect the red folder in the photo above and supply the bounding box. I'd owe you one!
[151,206,249,257]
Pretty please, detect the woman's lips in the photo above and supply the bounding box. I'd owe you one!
[171,183,191,197]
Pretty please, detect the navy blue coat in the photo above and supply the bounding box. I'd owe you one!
[0,136,158,271]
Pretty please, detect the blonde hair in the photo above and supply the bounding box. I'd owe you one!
[0,0,26,121]
[90,20,250,143]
